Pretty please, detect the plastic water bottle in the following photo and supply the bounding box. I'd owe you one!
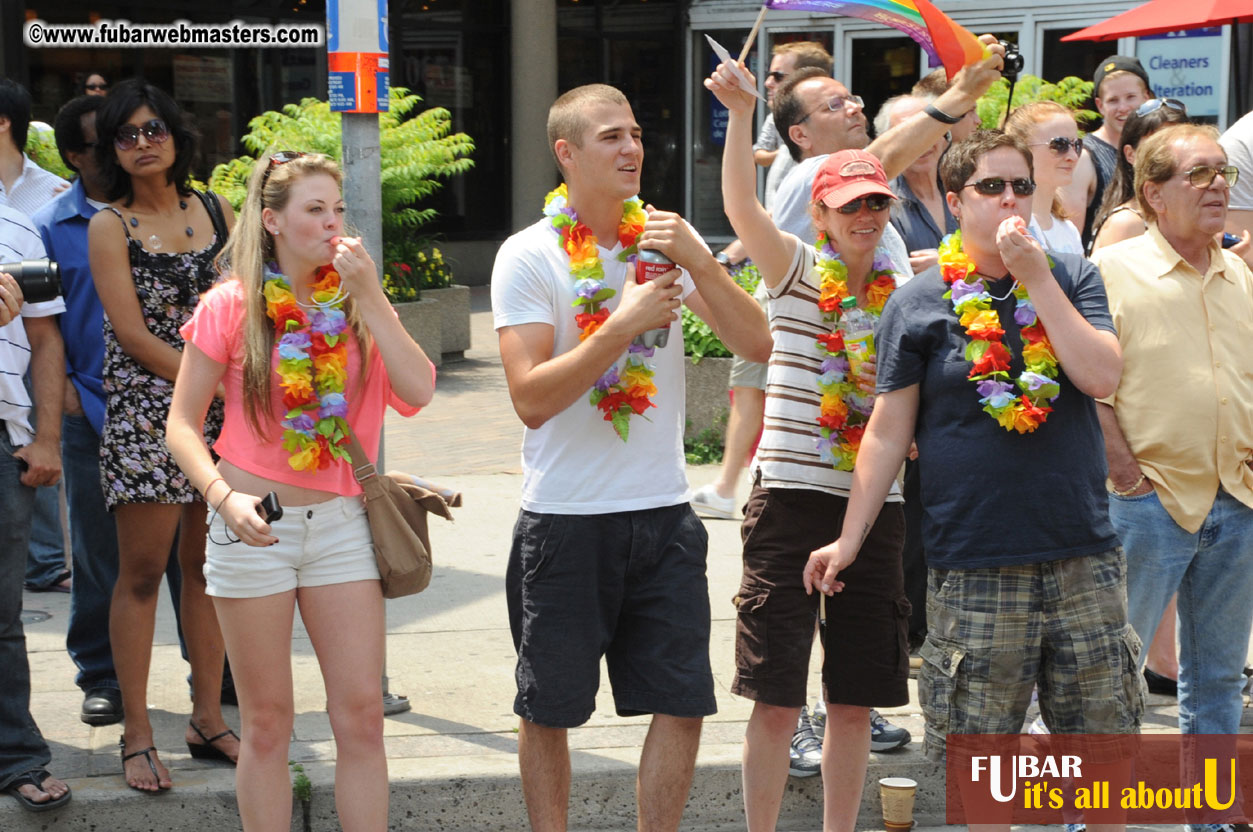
[839,296,875,385]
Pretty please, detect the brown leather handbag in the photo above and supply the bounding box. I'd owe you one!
[345,428,460,599]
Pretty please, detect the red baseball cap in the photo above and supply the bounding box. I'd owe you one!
[811,149,896,209]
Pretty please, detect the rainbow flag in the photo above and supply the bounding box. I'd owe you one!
[763,0,986,79]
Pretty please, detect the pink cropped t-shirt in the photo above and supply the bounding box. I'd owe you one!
[180,279,430,495]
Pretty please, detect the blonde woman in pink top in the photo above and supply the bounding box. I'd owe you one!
[167,151,435,832]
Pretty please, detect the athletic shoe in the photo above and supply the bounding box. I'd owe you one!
[869,708,911,752]
[810,699,826,735]
[789,705,823,777]
[691,484,736,519]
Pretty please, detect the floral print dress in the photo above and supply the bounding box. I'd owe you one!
[99,192,226,509]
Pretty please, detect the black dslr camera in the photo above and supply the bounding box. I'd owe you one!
[1000,40,1024,82]
[0,260,61,304]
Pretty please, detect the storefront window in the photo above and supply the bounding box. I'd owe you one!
[847,35,919,139]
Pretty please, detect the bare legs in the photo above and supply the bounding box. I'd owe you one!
[216,580,387,832]
[741,701,870,832]
[112,501,231,789]
[710,387,765,499]
[518,714,703,832]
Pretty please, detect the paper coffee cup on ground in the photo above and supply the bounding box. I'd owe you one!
[879,776,917,831]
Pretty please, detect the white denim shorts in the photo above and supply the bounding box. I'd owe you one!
[204,494,379,598]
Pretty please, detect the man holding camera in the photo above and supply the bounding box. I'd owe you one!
[0,199,70,812]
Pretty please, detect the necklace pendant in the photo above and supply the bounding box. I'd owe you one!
[148,234,163,251]
[129,216,138,228]
[179,200,188,210]
[185,226,194,238]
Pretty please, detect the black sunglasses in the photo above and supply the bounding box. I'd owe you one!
[261,150,307,191]
[766,70,787,83]
[835,194,892,214]
[962,177,1036,197]
[85,83,107,91]
[1135,98,1186,118]
[113,118,169,151]
[1030,137,1083,156]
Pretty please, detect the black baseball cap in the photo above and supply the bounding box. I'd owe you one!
[1093,56,1151,98]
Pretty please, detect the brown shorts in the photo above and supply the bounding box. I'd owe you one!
[731,483,910,708]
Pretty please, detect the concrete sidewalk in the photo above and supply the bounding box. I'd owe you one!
[5,290,1245,831]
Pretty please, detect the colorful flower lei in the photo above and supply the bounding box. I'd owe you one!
[263,264,352,471]
[543,183,653,441]
[938,230,1060,433]
[813,233,897,471]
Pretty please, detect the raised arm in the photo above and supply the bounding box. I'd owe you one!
[999,218,1122,398]
[499,271,681,430]
[868,38,1005,180]
[332,236,435,409]
[803,385,919,594]
[704,62,794,287]
[88,211,185,381]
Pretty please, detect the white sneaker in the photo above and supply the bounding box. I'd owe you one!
[691,484,736,519]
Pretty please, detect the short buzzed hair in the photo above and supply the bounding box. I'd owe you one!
[773,67,829,163]
[912,69,951,98]
[547,84,629,174]
[940,129,1033,195]
[773,41,833,75]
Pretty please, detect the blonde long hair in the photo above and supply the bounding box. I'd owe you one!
[214,151,373,439]
[1003,101,1075,220]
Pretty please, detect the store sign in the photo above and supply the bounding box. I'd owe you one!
[326,0,389,113]
[1138,28,1222,118]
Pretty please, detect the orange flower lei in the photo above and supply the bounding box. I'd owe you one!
[263,264,352,471]
[543,184,655,441]
[813,234,897,470]
[938,231,1060,433]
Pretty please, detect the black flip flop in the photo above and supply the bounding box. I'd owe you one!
[120,737,170,793]
[4,769,71,812]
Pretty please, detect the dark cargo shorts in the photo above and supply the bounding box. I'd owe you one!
[506,503,717,728]
[731,484,910,708]
[918,548,1145,760]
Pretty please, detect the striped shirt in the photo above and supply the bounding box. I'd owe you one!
[753,236,904,501]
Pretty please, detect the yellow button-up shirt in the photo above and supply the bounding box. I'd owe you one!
[1091,224,1253,533]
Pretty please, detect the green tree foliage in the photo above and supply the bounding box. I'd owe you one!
[209,87,474,245]
[24,132,72,180]
[977,75,1098,131]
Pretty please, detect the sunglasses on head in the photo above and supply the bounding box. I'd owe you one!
[113,118,169,151]
[835,194,892,214]
[85,83,107,91]
[1135,98,1186,118]
[1178,164,1238,189]
[261,150,307,191]
[962,177,1036,197]
[1030,137,1083,156]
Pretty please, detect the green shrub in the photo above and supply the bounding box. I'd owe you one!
[24,131,72,180]
[977,75,1098,131]
[209,87,474,274]
[683,261,761,361]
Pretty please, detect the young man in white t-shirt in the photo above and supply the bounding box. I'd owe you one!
[492,83,770,831]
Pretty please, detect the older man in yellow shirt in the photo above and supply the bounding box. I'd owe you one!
[1091,125,1253,751]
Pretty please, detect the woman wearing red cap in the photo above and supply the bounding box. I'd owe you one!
[706,62,911,832]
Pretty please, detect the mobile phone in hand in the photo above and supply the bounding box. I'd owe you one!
[257,491,283,524]
[1223,232,1241,249]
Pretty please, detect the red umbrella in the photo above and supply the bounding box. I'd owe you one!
[1061,0,1253,42]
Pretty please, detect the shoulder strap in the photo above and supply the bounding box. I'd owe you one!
[105,206,134,239]
[194,189,229,243]
[343,426,378,486]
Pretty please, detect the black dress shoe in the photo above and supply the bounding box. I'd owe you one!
[1143,667,1178,696]
[81,688,123,725]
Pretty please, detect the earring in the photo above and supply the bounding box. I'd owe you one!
[273,229,280,236]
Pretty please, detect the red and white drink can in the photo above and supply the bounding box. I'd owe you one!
[634,248,674,349]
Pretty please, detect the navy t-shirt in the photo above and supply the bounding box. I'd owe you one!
[875,252,1120,569]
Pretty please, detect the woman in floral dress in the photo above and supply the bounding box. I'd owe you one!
[88,80,238,792]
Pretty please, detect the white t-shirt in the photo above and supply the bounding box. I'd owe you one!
[773,154,913,278]
[1028,214,1084,256]
[0,203,62,446]
[0,154,68,219]
[491,217,698,515]
[1220,111,1253,212]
